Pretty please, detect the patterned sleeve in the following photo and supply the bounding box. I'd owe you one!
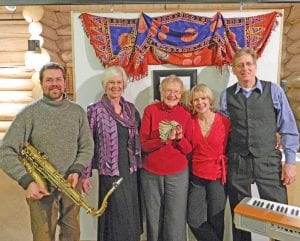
[81,105,97,178]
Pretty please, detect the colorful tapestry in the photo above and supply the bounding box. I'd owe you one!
[80,11,279,80]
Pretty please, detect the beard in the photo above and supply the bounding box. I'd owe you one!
[44,88,64,101]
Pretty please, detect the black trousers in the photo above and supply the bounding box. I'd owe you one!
[187,175,227,241]
[227,151,287,241]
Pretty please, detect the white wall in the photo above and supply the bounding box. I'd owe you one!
[72,10,283,241]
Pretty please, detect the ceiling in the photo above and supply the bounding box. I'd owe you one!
[0,0,299,5]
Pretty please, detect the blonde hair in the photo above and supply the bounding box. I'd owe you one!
[188,84,215,112]
[101,66,128,89]
[232,47,258,66]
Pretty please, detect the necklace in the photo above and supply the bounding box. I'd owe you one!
[114,104,123,116]
[198,112,215,136]
[116,109,122,115]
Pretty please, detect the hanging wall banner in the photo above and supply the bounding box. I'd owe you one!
[79,11,279,80]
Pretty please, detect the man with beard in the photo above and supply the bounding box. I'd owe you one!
[0,62,94,241]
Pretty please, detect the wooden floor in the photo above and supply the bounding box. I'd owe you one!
[0,170,32,241]
[0,169,273,241]
[0,169,197,241]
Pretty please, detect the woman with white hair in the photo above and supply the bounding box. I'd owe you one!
[82,66,143,241]
[140,74,193,241]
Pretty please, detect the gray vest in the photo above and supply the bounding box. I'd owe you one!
[226,81,277,157]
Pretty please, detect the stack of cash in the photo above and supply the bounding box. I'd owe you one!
[159,120,180,142]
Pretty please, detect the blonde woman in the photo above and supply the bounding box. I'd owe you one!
[187,84,230,241]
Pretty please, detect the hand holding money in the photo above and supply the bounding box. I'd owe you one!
[159,120,181,142]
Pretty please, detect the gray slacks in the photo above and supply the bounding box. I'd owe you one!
[227,150,287,241]
[140,167,189,241]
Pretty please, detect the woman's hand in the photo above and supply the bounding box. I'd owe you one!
[82,178,92,195]
[169,127,176,140]
[175,125,183,141]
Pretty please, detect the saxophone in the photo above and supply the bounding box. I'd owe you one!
[18,142,123,217]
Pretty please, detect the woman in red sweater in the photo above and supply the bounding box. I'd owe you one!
[187,84,230,241]
[140,75,193,241]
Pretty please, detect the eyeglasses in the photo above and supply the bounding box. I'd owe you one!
[107,80,123,85]
[234,62,255,69]
[163,89,182,95]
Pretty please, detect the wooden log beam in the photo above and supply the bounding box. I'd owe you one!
[0,38,27,52]
[0,67,33,79]
[0,132,5,140]
[0,51,26,66]
[42,36,60,52]
[0,121,11,132]
[61,51,72,63]
[56,25,71,36]
[57,36,71,51]
[56,12,71,26]
[287,22,300,41]
[0,78,33,91]
[0,103,27,120]
[0,21,28,33]
[40,8,61,29]
[0,91,33,103]
[286,54,300,72]
[0,13,24,20]
[41,24,59,41]
[46,49,63,64]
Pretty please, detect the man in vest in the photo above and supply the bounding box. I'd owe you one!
[219,47,299,241]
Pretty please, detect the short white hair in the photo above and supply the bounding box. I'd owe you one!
[101,66,128,89]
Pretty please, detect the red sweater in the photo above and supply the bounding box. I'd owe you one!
[191,112,230,184]
[140,102,193,175]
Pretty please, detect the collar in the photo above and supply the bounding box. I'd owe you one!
[234,78,263,95]
[42,93,69,107]
[160,101,179,113]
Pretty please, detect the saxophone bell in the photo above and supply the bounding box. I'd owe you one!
[113,177,123,189]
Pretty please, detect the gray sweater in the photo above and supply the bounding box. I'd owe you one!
[0,95,94,189]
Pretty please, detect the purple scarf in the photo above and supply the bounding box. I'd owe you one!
[88,94,141,176]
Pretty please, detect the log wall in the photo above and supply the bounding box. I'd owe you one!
[0,3,300,141]
[281,5,300,132]
[0,4,299,241]
[0,6,34,139]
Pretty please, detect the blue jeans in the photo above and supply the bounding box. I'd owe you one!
[27,189,80,241]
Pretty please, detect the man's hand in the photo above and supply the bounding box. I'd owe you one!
[67,173,79,188]
[26,182,49,200]
[281,163,296,186]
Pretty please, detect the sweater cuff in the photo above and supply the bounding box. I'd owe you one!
[18,174,34,190]
[65,163,85,178]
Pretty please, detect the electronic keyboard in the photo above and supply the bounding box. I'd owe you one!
[234,197,300,241]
